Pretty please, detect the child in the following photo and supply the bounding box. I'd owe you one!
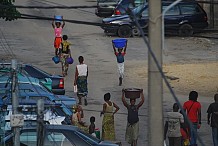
[60,35,71,76]
[52,16,65,56]
[164,103,184,146]
[112,41,127,86]
[89,116,96,137]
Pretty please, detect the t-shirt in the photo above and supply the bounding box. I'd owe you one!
[77,64,88,76]
[166,112,184,137]
[54,27,62,37]
[183,100,201,123]
[115,52,125,63]
[61,41,71,54]
[207,102,218,128]
[127,105,139,125]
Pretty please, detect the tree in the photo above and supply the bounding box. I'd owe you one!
[0,0,21,21]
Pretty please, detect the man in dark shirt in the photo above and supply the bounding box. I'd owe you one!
[207,94,218,146]
[122,89,144,146]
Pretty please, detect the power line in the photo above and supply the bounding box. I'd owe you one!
[0,4,97,9]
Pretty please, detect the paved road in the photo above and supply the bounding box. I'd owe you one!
[0,0,216,145]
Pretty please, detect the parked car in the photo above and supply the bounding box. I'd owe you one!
[1,82,75,124]
[95,0,120,17]
[0,67,52,90]
[113,0,144,15]
[102,1,208,37]
[3,99,65,131]
[22,64,65,95]
[3,125,121,146]
[0,63,64,95]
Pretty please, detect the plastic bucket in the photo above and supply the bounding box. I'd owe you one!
[112,38,127,48]
[52,56,60,64]
[124,88,142,99]
[55,15,62,22]
[94,128,100,139]
[67,57,74,64]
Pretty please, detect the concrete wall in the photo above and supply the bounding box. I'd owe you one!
[202,0,218,28]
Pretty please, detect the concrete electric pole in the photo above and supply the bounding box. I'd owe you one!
[11,59,21,146]
[37,99,45,146]
[148,0,163,146]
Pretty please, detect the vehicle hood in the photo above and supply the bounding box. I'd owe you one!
[103,14,130,23]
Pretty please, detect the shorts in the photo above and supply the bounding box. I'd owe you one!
[54,37,62,49]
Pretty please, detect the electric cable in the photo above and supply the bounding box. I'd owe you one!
[128,5,206,146]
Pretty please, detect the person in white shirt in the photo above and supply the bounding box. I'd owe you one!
[74,56,88,105]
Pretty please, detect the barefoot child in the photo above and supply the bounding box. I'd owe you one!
[52,16,65,56]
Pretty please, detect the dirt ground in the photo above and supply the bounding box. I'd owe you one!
[126,36,218,98]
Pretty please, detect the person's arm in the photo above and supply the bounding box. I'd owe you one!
[122,89,128,108]
[79,106,84,118]
[207,113,211,125]
[123,40,127,53]
[52,17,55,29]
[101,103,107,116]
[61,16,65,28]
[74,67,78,85]
[164,121,168,140]
[137,89,144,109]
[77,112,82,123]
[113,102,120,115]
[207,105,211,125]
[112,42,117,54]
[68,48,71,57]
[86,66,88,78]
[198,107,202,128]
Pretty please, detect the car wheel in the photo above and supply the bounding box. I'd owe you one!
[132,27,141,37]
[118,25,132,38]
[178,24,193,37]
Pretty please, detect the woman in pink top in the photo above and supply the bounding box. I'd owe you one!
[52,16,65,56]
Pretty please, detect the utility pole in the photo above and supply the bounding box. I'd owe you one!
[148,0,163,146]
[37,99,45,146]
[11,59,20,146]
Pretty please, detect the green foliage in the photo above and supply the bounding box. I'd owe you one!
[0,0,21,21]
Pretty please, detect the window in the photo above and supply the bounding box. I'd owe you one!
[20,131,37,146]
[163,5,180,16]
[46,132,73,146]
[180,4,200,15]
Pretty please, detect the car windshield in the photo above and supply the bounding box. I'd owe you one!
[31,65,52,76]
[76,129,101,143]
[132,3,147,15]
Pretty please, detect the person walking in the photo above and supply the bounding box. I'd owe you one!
[101,93,120,141]
[207,93,218,146]
[112,40,127,86]
[164,103,184,146]
[74,56,88,105]
[183,91,201,146]
[52,16,65,56]
[121,89,144,146]
[60,35,71,77]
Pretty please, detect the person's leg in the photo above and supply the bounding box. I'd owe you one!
[84,95,88,106]
[77,94,82,105]
[190,123,198,145]
[174,137,181,146]
[168,137,174,146]
[212,127,218,146]
[117,63,122,85]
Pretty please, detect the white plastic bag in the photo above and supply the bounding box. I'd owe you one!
[74,85,77,93]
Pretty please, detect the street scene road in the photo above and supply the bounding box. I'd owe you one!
[0,0,218,145]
